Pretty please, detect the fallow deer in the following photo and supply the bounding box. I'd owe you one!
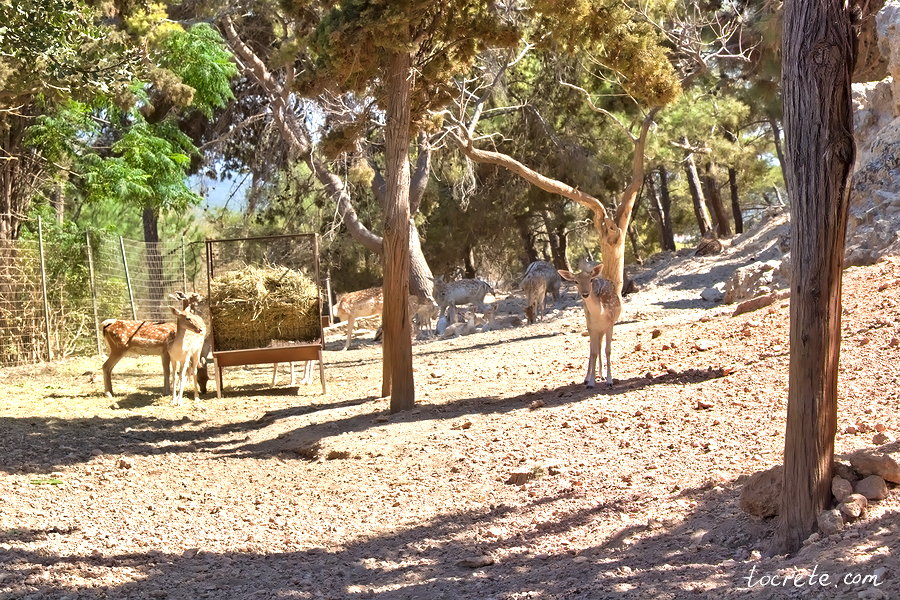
[334,286,383,350]
[434,277,494,320]
[482,303,523,331]
[558,265,622,388]
[100,292,208,397]
[167,306,207,405]
[521,261,562,324]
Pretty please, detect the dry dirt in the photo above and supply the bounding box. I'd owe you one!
[1,216,899,600]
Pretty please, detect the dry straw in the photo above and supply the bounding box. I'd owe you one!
[209,265,320,351]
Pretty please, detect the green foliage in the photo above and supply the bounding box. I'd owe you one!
[0,0,137,105]
[154,23,238,117]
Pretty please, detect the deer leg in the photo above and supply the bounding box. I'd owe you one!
[161,351,171,395]
[190,356,200,401]
[179,359,191,404]
[585,331,600,388]
[171,359,181,406]
[604,327,614,387]
[343,316,355,350]
[102,352,123,397]
[272,363,279,387]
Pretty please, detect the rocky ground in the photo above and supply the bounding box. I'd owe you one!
[1,214,898,600]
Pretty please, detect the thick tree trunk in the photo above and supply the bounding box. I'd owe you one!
[142,207,165,321]
[728,166,744,234]
[684,149,714,237]
[382,50,414,411]
[409,220,435,304]
[702,166,732,237]
[0,113,40,241]
[776,0,856,555]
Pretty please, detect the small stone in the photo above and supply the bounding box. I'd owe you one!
[457,555,494,568]
[803,532,820,545]
[117,458,133,469]
[838,494,867,520]
[740,465,782,517]
[858,589,887,600]
[833,462,858,483]
[694,339,714,351]
[854,475,888,501]
[817,509,844,535]
[651,328,662,338]
[831,476,854,502]
[529,399,545,410]
[816,509,844,535]
[874,422,887,433]
[506,468,536,486]
[872,432,891,445]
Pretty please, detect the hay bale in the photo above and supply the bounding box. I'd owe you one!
[210,265,320,351]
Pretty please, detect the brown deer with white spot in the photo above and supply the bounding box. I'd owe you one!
[558,265,622,388]
[101,292,208,397]
[334,286,384,350]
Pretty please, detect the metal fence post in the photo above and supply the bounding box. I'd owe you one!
[37,216,53,361]
[181,236,187,291]
[119,236,137,319]
[86,231,102,356]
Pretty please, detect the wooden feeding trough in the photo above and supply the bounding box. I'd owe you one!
[205,234,328,397]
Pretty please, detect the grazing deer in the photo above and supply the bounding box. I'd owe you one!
[334,286,383,350]
[434,277,494,320]
[558,265,622,388]
[167,306,207,405]
[100,293,209,397]
[522,260,562,324]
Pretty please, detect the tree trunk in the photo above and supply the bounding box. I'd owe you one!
[769,117,787,180]
[776,0,856,555]
[728,166,744,234]
[626,191,643,263]
[646,171,675,252]
[382,50,414,411]
[702,166,732,237]
[684,148,713,237]
[516,214,539,269]
[0,112,40,241]
[142,207,165,321]
[657,166,676,251]
[409,220,435,304]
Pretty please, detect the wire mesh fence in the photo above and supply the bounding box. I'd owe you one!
[0,217,208,367]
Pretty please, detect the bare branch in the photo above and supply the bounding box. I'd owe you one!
[559,81,636,142]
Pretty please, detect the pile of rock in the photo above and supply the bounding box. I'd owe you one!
[739,447,898,541]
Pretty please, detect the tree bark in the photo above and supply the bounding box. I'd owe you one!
[382,50,414,411]
[776,0,856,555]
[0,112,40,241]
[728,166,744,234]
[769,117,788,180]
[646,170,675,252]
[702,166,732,237]
[142,207,165,321]
[463,244,476,278]
[683,148,714,237]
[657,166,676,251]
[515,214,539,269]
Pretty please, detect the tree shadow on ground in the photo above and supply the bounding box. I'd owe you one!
[0,364,728,473]
[3,476,894,599]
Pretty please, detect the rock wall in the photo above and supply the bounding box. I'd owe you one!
[847,1,900,266]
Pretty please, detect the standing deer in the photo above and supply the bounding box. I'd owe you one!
[100,293,208,396]
[434,277,494,320]
[558,265,622,388]
[521,260,562,324]
[167,306,207,405]
[334,286,384,350]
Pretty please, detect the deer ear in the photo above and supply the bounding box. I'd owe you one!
[170,306,181,316]
[590,264,604,278]
[558,270,575,282]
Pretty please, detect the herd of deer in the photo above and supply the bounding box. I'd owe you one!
[99,260,621,403]
[334,259,621,388]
